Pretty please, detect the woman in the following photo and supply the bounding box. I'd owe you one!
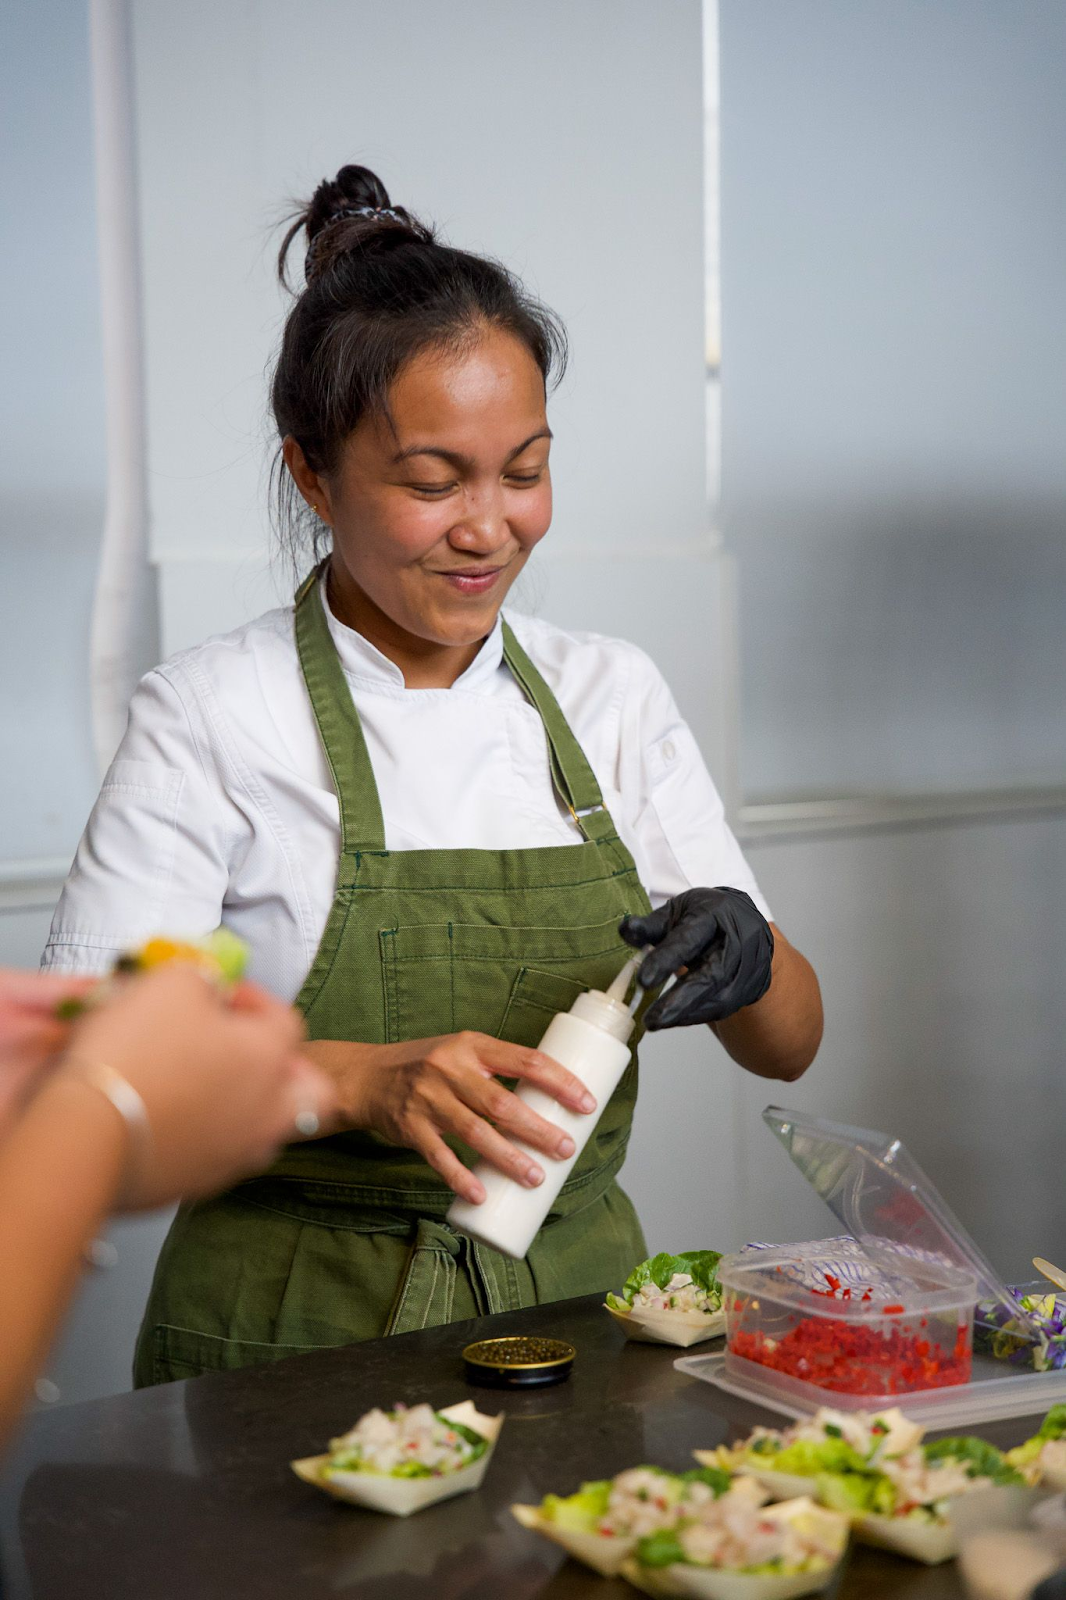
[46,166,822,1384]
[0,965,332,1443]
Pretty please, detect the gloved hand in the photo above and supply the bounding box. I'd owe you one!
[619,887,774,1031]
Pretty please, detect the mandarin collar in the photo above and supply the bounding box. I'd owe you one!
[319,574,506,691]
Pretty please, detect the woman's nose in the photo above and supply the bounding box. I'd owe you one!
[449,489,507,553]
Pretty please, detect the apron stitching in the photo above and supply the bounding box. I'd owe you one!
[236,1147,629,1217]
[310,882,360,999]
[388,1244,421,1332]
[424,1252,441,1328]
[155,1322,326,1352]
[505,1254,521,1310]
[443,1254,456,1322]
[387,944,633,962]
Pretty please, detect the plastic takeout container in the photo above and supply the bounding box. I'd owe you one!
[760,1107,1035,1323]
[677,1107,1066,1426]
[719,1242,975,1406]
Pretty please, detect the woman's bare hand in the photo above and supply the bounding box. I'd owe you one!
[62,966,337,1209]
[306,1032,597,1204]
[0,970,95,1136]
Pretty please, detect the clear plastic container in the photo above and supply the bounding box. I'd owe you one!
[761,1106,1038,1335]
[719,1242,976,1404]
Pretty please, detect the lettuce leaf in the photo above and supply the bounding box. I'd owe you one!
[1038,1405,1066,1441]
[443,1416,489,1461]
[815,1469,897,1516]
[678,1465,732,1497]
[923,1436,1024,1486]
[618,1250,723,1308]
[540,1480,612,1531]
[635,1529,687,1569]
[770,1439,870,1476]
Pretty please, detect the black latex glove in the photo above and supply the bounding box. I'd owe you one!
[619,887,774,1031]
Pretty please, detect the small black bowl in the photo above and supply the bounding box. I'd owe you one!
[462,1335,576,1389]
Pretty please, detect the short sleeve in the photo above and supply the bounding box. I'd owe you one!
[42,670,231,973]
[617,649,772,921]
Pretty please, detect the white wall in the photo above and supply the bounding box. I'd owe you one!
[0,0,103,868]
[712,0,1066,1284]
[129,0,718,728]
[719,0,1066,797]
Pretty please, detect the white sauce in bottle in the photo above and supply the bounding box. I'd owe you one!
[446,957,640,1260]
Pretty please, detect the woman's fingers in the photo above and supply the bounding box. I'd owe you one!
[463,1074,576,1161]
[468,1035,597,1114]
[638,906,723,989]
[416,1124,486,1205]
[0,970,96,1013]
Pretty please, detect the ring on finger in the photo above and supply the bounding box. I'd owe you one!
[294,1106,320,1139]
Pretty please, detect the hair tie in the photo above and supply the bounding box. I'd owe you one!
[304,205,405,279]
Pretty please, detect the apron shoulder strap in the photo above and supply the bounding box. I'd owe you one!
[294,566,387,854]
[501,619,616,845]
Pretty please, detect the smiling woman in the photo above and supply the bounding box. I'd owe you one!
[44,163,821,1386]
[285,333,554,687]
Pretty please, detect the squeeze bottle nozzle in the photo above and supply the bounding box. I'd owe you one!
[605,953,641,1004]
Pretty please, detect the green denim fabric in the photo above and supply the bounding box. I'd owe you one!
[135,572,650,1385]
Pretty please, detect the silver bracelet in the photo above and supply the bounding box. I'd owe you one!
[64,1057,152,1204]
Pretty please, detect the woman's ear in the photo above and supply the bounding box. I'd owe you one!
[282,436,332,524]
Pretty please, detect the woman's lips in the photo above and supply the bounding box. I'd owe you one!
[435,566,504,596]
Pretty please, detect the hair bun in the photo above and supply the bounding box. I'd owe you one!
[278,163,431,288]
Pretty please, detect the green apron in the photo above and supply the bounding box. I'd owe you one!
[134,573,651,1386]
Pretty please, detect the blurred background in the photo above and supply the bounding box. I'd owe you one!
[1,0,1064,1407]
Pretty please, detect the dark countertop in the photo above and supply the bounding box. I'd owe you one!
[0,1294,1050,1599]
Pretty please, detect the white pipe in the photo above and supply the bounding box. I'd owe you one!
[88,0,156,776]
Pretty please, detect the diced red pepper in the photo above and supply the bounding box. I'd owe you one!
[730,1311,971,1394]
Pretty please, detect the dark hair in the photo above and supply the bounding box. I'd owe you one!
[271,164,567,562]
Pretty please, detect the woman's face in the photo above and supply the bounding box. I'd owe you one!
[298,326,552,655]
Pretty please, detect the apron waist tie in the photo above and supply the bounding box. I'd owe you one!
[385,1218,529,1336]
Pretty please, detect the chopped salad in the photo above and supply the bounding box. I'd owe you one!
[710,1406,923,1480]
[814,1434,1024,1525]
[1007,1403,1066,1484]
[539,1463,745,1542]
[977,1290,1066,1371]
[632,1494,848,1577]
[606,1251,723,1317]
[708,1409,1023,1528]
[322,1404,489,1480]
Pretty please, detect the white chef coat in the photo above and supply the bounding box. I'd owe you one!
[43,584,770,1002]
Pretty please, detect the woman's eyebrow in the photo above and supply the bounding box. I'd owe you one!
[391,429,553,467]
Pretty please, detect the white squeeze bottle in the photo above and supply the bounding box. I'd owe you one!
[446,955,642,1260]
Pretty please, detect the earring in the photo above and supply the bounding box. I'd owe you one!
[310,503,319,515]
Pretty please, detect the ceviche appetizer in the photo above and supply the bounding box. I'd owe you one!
[702,1414,1028,1565]
[1007,1404,1066,1488]
[813,1434,1026,1565]
[56,928,249,1017]
[620,1493,849,1600]
[696,1407,922,1500]
[605,1251,725,1347]
[512,1464,755,1577]
[291,1400,502,1516]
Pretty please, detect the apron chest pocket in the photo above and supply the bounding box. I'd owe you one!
[379,919,625,1046]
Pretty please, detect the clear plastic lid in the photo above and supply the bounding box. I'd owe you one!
[762,1105,1037,1333]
